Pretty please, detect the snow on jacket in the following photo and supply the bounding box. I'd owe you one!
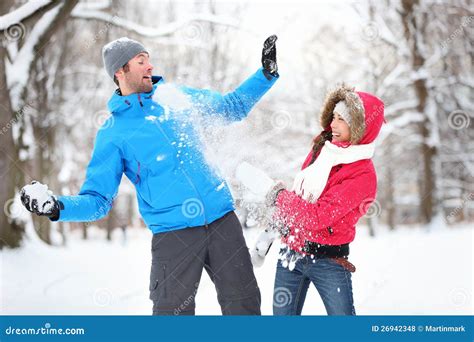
[275,85,384,252]
[56,68,278,234]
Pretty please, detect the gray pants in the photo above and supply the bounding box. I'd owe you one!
[149,211,261,315]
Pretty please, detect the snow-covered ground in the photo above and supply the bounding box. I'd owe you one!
[1,223,472,315]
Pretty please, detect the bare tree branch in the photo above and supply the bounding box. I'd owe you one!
[6,0,79,109]
[70,6,239,37]
[0,0,53,30]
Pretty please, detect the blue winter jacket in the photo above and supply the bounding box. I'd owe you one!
[56,68,278,234]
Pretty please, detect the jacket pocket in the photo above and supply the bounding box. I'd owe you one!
[149,260,169,300]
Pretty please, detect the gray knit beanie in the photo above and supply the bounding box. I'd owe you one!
[102,37,147,80]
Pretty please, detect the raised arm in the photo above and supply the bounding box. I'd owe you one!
[181,35,279,122]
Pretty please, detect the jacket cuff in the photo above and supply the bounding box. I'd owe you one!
[48,200,64,222]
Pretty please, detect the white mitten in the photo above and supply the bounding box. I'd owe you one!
[236,162,275,203]
[236,162,285,207]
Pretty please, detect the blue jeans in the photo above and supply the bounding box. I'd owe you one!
[273,255,355,315]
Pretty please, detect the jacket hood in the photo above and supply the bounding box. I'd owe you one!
[319,84,385,144]
[107,75,163,113]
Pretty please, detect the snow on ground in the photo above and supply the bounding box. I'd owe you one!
[1,223,472,315]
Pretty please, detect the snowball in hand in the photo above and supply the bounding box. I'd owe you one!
[21,181,54,214]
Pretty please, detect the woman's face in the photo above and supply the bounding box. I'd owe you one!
[330,112,351,142]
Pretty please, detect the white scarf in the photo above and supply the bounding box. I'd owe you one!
[292,141,375,203]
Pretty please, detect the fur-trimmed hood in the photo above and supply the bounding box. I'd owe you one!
[319,85,385,144]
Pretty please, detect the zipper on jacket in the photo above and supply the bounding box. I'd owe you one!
[138,103,208,225]
[137,94,144,107]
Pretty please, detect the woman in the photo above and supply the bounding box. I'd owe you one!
[271,84,385,315]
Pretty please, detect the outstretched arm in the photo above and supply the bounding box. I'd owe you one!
[56,128,123,222]
[181,35,279,122]
[21,123,124,223]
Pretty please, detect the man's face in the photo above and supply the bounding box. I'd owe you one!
[116,53,154,95]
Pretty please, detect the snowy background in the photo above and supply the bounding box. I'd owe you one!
[1,0,473,315]
[2,222,473,315]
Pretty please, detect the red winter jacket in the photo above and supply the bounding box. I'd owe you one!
[275,89,385,253]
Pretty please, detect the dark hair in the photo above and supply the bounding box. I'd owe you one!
[309,130,333,165]
[113,63,130,87]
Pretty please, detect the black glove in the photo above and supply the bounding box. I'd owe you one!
[261,35,278,80]
[20,181,61,221]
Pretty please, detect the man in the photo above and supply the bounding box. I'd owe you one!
[20,35,279,315]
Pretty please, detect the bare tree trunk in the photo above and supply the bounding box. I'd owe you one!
[31,57,53,244]
[385,142,396,230]
[367,217,375,237]
[0,0,79,248]
[0,46,24,249]
[401,0,437,224]
[57,221,66,246]
[82,223,88,240]
[0,0,27,248]
[106,206,116,241]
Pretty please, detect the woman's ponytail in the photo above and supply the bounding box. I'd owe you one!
[309,130,332,165]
